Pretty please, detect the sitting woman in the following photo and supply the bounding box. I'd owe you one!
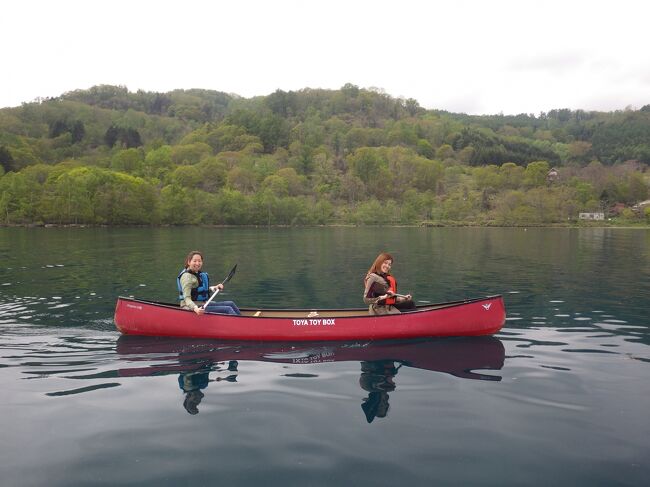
[177,250,241,315]
[363,252,415,315]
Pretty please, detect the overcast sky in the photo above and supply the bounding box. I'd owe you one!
[2,0,648,115]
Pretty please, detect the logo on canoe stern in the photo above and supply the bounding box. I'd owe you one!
[482,303,492,310]
[292,318,335,326]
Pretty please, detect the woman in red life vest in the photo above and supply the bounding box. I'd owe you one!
[363,252,415,315]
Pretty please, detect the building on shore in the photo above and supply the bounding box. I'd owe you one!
[579,212,605,220]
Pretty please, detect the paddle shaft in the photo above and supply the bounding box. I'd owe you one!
[202,264,237,309]
[390,293,411,299]
[202,288,221,308]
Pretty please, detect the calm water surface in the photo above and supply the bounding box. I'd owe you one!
[1,227,648,486]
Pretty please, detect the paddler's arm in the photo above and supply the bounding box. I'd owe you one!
[396,293,412,302]
[180,273,205,315]
[363,275,390,305]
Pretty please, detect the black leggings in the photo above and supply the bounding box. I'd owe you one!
[394,299,416,312]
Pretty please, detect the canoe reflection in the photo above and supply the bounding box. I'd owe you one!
[116,336,505,417]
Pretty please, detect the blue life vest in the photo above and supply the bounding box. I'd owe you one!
[177,269,210,302]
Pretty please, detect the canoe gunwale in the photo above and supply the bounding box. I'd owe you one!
[116,294,503,320]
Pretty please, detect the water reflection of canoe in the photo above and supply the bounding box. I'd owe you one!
[114,295,505,341]
[116,335,505,381]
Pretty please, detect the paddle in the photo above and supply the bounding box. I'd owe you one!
[391,293,411,299]
[202,264,237,309]
[370,282,411,300]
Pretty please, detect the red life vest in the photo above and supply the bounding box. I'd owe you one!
[384,275,397,305]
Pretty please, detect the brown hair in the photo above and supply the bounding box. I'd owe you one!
[184,250,204,269]
[365,252,394,282]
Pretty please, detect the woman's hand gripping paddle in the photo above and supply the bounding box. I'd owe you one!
[202,264,237,309]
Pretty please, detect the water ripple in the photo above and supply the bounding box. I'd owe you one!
[491,391,589,411]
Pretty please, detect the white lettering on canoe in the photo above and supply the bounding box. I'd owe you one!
[292,350,335,363]
[292,318,336,326]
[482,303,492,310]
[126,304,143,310]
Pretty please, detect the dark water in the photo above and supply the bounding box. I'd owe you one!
[1,227,648,486]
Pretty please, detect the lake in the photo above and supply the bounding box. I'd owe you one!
[1,227,648,486]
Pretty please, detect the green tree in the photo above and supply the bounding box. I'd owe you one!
[416,139,434,158]
[171,142,212,165]
[569,179,596,204]
[227,166,258,193]
[44,169,94,223]
[261,174,289,197]
[143,145,173,178]
[168,165,202,188]
[347,148,383,185]
[628,172,648,203]
[111,148,143,173]
[0,169,46,222]
[160,184,193,224]
[413,158,444,193]
[435,144,455,160]
[93,172,157,224]
[287,141,315,174]
[276,167,306,195]
[196,157,228,193]
[500,162,524,189]
[215,188,251,224]
[339,173,366,203]
[523,161,550,187]
[473,165,502,190]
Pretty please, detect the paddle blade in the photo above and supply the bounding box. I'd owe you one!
[222,264,237,284]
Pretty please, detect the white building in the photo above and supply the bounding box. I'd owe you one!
[579,212,605,220]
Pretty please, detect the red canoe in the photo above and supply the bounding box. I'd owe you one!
[114,295,506,341]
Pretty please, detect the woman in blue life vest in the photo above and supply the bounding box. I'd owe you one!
[178,250,241,316]
[363,252,415,315]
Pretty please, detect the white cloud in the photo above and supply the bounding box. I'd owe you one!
[1,0,649,114]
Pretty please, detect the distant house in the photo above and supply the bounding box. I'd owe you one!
[609,202,626,215]
[546,167,559,182]
[579,212,604,220]
[632,200,650,213]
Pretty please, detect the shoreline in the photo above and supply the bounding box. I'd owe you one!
[1,222,649,229]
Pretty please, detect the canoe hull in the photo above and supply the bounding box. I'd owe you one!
[114,295,506,341]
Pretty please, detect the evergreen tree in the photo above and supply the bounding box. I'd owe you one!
[0,146,15,173]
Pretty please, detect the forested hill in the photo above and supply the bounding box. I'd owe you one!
[1,84,649,225]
